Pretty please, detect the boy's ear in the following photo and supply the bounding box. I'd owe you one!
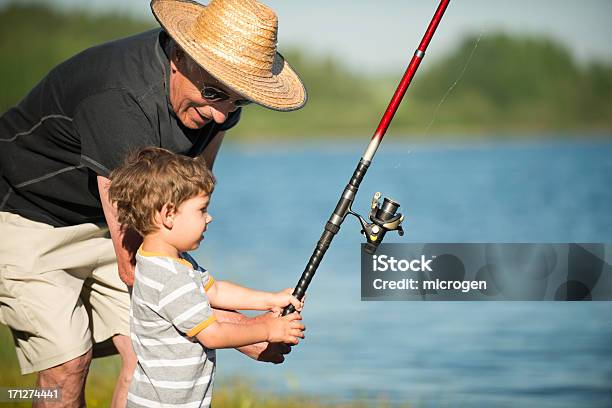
[159,203,176,230]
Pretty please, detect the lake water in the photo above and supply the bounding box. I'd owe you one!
[193,137,612,407]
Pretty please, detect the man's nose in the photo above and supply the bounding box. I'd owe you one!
[210,101,237,124]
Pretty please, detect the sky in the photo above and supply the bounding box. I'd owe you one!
[3,0,612,73]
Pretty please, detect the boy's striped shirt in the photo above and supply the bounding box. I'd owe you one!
[127,250,216,408]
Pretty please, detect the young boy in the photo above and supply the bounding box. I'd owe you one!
[108,147,305,407]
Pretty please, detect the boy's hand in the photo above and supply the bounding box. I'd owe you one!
[266,312,305,345]
[268,288,305,315]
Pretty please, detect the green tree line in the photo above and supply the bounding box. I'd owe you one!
[1,3,611,138]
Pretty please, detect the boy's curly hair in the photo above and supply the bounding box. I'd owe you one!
[108,147,215,236]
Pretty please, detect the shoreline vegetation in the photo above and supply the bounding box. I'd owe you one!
[1,3,611,139]
[0,327,403,407]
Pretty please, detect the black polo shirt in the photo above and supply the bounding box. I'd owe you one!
[0,29,241,227]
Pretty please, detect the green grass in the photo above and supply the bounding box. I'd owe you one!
[1,326,405,407]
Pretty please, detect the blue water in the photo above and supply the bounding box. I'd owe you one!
[194,138,612,407]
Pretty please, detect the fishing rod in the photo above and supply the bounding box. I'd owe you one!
[283,0,451,316]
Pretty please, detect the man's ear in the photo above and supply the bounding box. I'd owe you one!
[159,203,176,229]
[174,47,184,61]
[171,46,186,70]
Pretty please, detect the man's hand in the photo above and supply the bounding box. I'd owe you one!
[256,342,292,364]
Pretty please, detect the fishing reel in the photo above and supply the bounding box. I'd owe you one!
[348,192,405,254]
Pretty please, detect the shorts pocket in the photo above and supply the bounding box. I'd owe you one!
[0,265,42,337]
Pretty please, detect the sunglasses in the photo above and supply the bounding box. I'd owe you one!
[200,86,252,107]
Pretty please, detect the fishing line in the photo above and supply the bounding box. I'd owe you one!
[423,27,485,135]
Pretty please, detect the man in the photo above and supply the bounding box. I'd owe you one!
[0,0,307,406]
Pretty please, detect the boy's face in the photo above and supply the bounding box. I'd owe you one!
[170,192,213,252]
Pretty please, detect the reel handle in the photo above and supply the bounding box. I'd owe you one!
[356,192,405,254]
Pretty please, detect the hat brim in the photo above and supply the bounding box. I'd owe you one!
[151,0,307,112]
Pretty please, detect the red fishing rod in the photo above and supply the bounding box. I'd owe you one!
[283,0,451,316]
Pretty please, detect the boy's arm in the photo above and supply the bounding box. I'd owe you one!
[207,280,302,312]
[206,280,270,310]
[157,268,304,353]
[181,255,294,362]
[212,309,293,363]
[195,312,304,349]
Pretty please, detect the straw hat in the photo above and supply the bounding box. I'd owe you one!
[151,0,307,111]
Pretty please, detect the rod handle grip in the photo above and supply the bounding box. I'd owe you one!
[282,304,296,316]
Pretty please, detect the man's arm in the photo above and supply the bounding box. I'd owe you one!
[98,175,142,286]
[201,131,225,170]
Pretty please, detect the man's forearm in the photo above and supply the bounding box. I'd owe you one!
[201,131,225,170]
[97,175,141,286]
[109,226,141,287]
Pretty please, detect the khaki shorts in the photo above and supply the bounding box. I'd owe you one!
[0,212,130,374]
